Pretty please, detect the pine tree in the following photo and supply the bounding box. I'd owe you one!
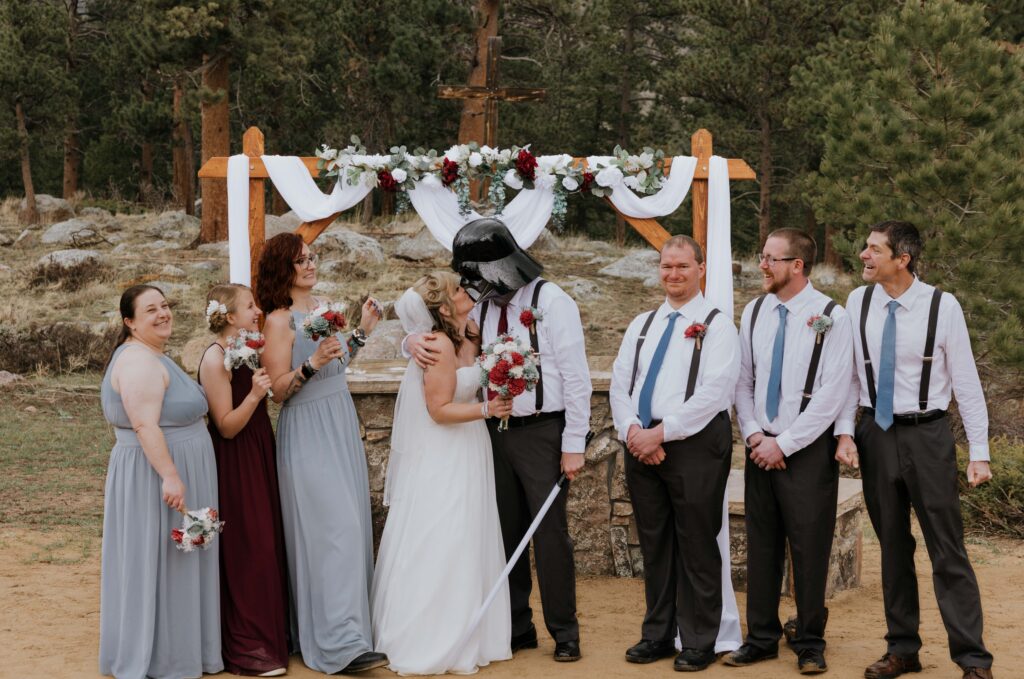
[805,0,1024,376]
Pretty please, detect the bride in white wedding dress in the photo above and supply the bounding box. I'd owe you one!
[371,273,513,675]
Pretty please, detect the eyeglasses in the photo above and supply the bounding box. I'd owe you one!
[758,254,799,267]
[294,253,319,268]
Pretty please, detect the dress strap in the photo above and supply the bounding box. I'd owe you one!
[196,342,225,385]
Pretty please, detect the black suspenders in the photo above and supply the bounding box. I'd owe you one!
[858,284,943,411]
[480,280,548,412]
[628,308,721,402]
[749,295,835,414]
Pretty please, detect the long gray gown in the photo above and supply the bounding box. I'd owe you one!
[277,312,374,673]
[99,343,222,679]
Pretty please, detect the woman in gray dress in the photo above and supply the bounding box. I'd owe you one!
[257,233,385,674]
[99,284,222,679]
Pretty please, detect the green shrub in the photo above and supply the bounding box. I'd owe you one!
[29,260,110,292]
[0,323,120,373]
[958,437,1024,539]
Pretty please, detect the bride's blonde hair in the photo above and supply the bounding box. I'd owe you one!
[413,272,475,350]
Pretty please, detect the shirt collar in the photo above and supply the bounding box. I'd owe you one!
[659,292,706,323]
[768,281,817,317]
[875,276,926,311]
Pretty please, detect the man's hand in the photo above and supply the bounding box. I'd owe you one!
[836,434,859,469]
[408,332,442,369]
[966,460,992,487]
[639,446,666,465]
[627,424,664,457]
[746,432,765,450]
[561,452,585,481]
[750,436,786,470]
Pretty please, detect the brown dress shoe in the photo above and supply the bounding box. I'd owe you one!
[864,653,922,679]
[962,668,993,679]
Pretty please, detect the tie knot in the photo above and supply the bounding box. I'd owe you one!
[777,304,788,319]
[668,311,680,320]
[887,300,900,314]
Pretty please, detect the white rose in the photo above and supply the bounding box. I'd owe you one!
[510,366,524,378]
[595,166,624,187]
[444,144,467,163]
[503,169,523,190]
[468,152,483,168]
[638,151,654,168]
[483,356,496,370]
[623,175,641,191]
[562,176,579,191]
[391,168,407,183]
[498,149,512,163]
[316,145,337,161]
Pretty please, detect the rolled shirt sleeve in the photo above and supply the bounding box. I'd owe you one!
[610,314,646,442]
[945,297,990,461]
[546,293,592,452]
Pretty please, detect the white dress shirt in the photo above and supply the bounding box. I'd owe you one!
[836,279,990,461]
[469,278,593,453]
[734,283,853,456]
[610,293,739,443]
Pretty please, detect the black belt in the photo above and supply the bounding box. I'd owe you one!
[496,410,565,429]
[861,407,947,426]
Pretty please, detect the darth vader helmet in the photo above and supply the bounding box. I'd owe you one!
[451,218,543,302]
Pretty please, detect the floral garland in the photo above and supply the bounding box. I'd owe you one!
[316,139,670,229]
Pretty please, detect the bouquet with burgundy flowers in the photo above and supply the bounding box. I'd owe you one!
[477,334,540,431]
[171,507,225,553]
[223,330,272,397]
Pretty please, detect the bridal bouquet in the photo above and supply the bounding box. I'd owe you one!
[477,334,540,431]
[171,507,225,553]
[302,303,348,342]
[223,330,272,397]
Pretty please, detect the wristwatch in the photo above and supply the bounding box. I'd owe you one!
[352,327,368,345]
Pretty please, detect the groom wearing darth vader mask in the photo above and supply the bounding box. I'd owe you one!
[406,217,592,662]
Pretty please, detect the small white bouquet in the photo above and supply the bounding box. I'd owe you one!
[171,507,225,553]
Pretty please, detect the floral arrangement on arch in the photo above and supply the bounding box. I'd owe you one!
[315,138,671,229]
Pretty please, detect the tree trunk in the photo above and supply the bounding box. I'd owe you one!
[140,142,154,201]
[200,54,231,242]
[172,78,195,215]
[614,19,635,247]
[757,115,773,247]
[824,222,842,268]
[457,0,500,146]
[15,102,38,225]
[271,187,288,216]
[62,0,80,199]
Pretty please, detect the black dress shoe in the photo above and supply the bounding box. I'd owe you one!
[723,643,779,667]
[511,626,538,652]
[626,639,677,664]
[554,640,581,662]
[797,648,827,674]
[339,651,389,673]
[674,648,718,672]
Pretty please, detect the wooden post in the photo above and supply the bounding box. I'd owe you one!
[691,129,713,293]
[242,127,266,288]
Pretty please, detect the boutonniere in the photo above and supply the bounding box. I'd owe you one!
[519,306,543,332]
[684,322,709,350]
[807,315,834,344]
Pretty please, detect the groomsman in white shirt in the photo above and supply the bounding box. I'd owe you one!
[609,235,739,672]
[835,221,994,679]
[725,228,852,675]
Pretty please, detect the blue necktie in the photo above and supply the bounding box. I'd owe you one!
[637,311,680,427]
[875,300,900,431]
[765,305,788,422]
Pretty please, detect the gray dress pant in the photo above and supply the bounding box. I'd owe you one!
[857,411,992,669]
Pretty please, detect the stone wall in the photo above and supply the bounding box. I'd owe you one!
[349,359,864,596]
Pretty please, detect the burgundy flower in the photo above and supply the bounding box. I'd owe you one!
[377,169,399,192]
[514,149,538,181]
[508,377,527,396]
[441,158,460,186]
[171,528,184,544]
[580,171,595,193]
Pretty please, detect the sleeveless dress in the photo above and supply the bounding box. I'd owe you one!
[99,343,223,679]
[199,346,289,675]
[371,366,511,675]
[276,312,374,673]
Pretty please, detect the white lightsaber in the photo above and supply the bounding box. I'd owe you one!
[440,473,568,669]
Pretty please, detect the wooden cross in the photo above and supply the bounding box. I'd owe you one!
[197,127,755,288]
[437,36,546,148]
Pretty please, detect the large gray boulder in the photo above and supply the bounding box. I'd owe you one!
[558,276,605,303]
[598,249,661,287]
[394,228,447,262]
[352,319,406,361]
[37,249,102,268]
[266,213,302,238]
[148,210,200,239]
[0,231,14,247]
[197,241,230,257]
[41,218,99,245]
[526,228,558,254]
[21,194,73,222]
[319,227,385,264]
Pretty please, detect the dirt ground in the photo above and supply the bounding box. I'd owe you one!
[3,527,1022,679]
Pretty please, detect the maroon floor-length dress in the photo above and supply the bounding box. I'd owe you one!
[201,347,290,675]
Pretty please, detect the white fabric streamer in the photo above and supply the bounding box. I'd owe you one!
[586,155,698,219]
[227,155,252,285]
[704,155,734,321]
[384,288,437,506]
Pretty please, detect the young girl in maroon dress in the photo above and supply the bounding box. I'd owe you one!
[199,284,289,677]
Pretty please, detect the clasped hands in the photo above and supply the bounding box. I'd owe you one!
[626,424,667,465]
[747,432,786,471]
